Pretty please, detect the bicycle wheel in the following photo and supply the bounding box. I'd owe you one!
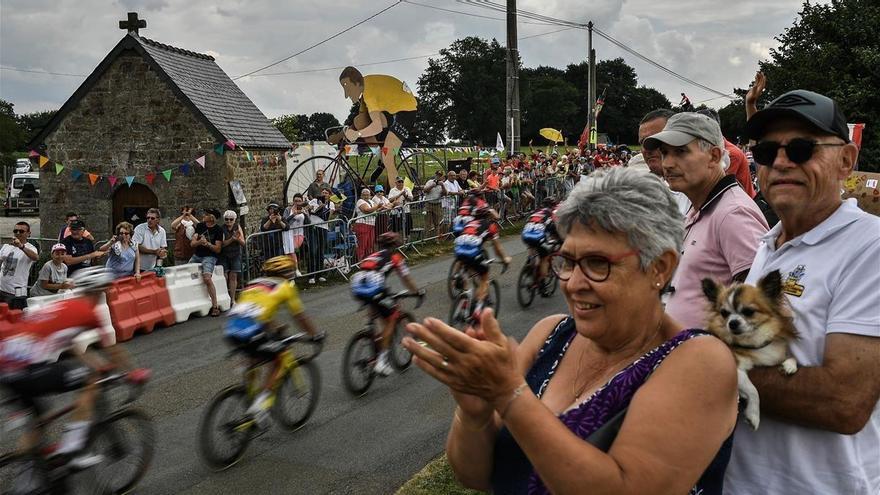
[0,451,51,495]
[197,385,253,471]
[284,155,361,218]
[517,263,536,309]
[271,361,320,432]
[447,261,466,300]
[341,331,376,397]
[89,409,155,495]
[389,313,414,371]
[540,271,559,298]
[488,280,502,317]
[449,293,471,330]
[398,150,446,189]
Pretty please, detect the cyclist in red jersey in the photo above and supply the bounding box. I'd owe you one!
[0,267,132,467]
[453,206,512,314]
[521,198,562,286]
[350,232,424,375]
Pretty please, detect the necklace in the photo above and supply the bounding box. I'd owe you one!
[570,319,664,403]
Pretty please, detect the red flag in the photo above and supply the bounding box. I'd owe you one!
[849,123,865,149]
[145,172,156,185]
[108,176,118,188]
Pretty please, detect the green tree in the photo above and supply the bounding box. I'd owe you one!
[752,0,879,170]
[272,114,300,142]
[0,100,27,172]
[16,110,56,145]
[520,66,578,144]
[300,112,341,141]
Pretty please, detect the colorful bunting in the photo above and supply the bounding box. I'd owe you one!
[381,147,388,156]
[88,173,99,186]
[108,176,118,187]
[28,150,40,158]
[214,144,225,155]
[71,170,83,181]
[55,163,64,175]
[162,169,173,181]
[125,176,135,187]
[245,151,253,162]
[38,156,49,168]
[145,172,156,185]
[181,163,191,176]
[196,155,206,168]
[370,146,380,155]
[225,139,236,150]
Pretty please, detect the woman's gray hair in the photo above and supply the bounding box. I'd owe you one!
[555,167,684,270]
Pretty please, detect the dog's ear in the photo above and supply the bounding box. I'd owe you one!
[701,278,719,303]
[758,270,783,300]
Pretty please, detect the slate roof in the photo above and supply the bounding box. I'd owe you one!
[31,34,291,150]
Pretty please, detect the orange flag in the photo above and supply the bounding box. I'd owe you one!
[38,156,49,168]
[88,173,99,186]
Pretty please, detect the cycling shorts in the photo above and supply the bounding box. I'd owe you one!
[376,110,417,142]
[1,361,91,414]
[354,291,396,319]
[456,251,490,276]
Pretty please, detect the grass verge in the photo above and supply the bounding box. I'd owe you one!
[395,454,484,495]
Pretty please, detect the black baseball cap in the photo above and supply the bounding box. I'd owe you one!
[745,89,850,142]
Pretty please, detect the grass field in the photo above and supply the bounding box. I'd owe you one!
[396,455,483,495]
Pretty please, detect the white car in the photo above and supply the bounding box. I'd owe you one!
[15,158,31,174]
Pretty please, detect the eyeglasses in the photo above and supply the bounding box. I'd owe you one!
[146,216,158,220]
[549,250,640,282]
[750,138,846,167]
[224,218,235,222]
[118,231,131,235]
[12,229,26,234]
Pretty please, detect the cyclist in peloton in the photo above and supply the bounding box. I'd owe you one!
[452,189,494,237]
[521,197,562,293]
[333,66,418,185]
[453,206,512,316]
[350,232,424,376]
[0,267,134,468]
[225,256,324,427]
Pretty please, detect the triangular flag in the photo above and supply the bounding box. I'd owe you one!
[88,173,99,186]
[28,150,39,158]
[196,155,206,168]
[246,151,253,161]
[214,144,225,155]
[54,163,64,175]
[403,177,415,191]
[496,132,505,152]
[225,139,236,150]
[344,145,352,155]
[108,176,118,187]
[162,169,173,181]
[38,156,49,168]
[181,163,191,176]
[370,146,380,155]
[381,147,389,156]
[71,170,83,181]
[125,176,135,187]
[145,172,156,185]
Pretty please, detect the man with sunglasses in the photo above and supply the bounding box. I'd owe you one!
[133,207,168,272]
[723,90,880,495]
[0,221,38,307]
[643,112,768,331]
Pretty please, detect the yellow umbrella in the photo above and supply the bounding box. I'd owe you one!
[539,128,564,143]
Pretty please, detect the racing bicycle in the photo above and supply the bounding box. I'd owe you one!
[517,250,559,308]
[342,291,424,397]
[197,332,322,471]
[448,259,506,330]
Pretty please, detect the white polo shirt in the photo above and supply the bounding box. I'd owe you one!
[725,199,880,495]
[133,223,167,270]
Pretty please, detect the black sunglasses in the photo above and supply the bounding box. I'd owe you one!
[146,216,158,220]
[12,229,26,234]
[750,138,845,167]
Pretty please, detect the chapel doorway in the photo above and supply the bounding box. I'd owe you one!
[112,183,158,229]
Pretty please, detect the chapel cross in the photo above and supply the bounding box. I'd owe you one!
[119,12,147,35]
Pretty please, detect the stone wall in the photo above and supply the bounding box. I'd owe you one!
[226,151,287,234]
[39,50,225,240]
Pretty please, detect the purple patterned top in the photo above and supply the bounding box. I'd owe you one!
[491,317,732,495]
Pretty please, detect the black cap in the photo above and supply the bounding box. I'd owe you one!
[746,90,850,142]
[205,208,222,218]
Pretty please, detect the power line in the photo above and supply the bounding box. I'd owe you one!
[520,26,576,40]
[401,0,556,25]
[0,66,86,77]
[232,0,403,80]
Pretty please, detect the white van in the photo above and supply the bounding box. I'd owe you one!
[4,172,40,216]
[15,158,32,174]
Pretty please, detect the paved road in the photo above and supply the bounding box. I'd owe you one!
[121,237,569,494]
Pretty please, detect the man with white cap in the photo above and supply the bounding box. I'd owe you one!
[642,112,768,330]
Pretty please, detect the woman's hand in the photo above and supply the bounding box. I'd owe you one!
[403,309,522,408]
[745,71,766,120]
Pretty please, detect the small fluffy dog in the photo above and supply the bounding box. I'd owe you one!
[701,270,799,429]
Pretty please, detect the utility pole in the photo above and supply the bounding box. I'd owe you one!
[506,0,521,154]
[587,21,596,151]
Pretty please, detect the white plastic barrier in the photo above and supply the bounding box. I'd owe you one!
[211,265,233,312]
[26,290,115,358]
[165,264,213,322]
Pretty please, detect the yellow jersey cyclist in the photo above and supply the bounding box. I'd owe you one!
[335,66,418,185]
[224,256,324,427]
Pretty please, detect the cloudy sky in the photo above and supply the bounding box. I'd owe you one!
[1,0,808,122]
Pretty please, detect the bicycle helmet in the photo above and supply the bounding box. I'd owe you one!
[378,232,403,249]
[262,256,297,276]
[72,267,114,292]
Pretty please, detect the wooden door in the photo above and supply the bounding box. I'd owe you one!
[112,183,158,229]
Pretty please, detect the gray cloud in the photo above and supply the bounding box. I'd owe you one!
[1,0,809,123]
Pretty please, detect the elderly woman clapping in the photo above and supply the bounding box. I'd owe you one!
[404,167,738,495]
